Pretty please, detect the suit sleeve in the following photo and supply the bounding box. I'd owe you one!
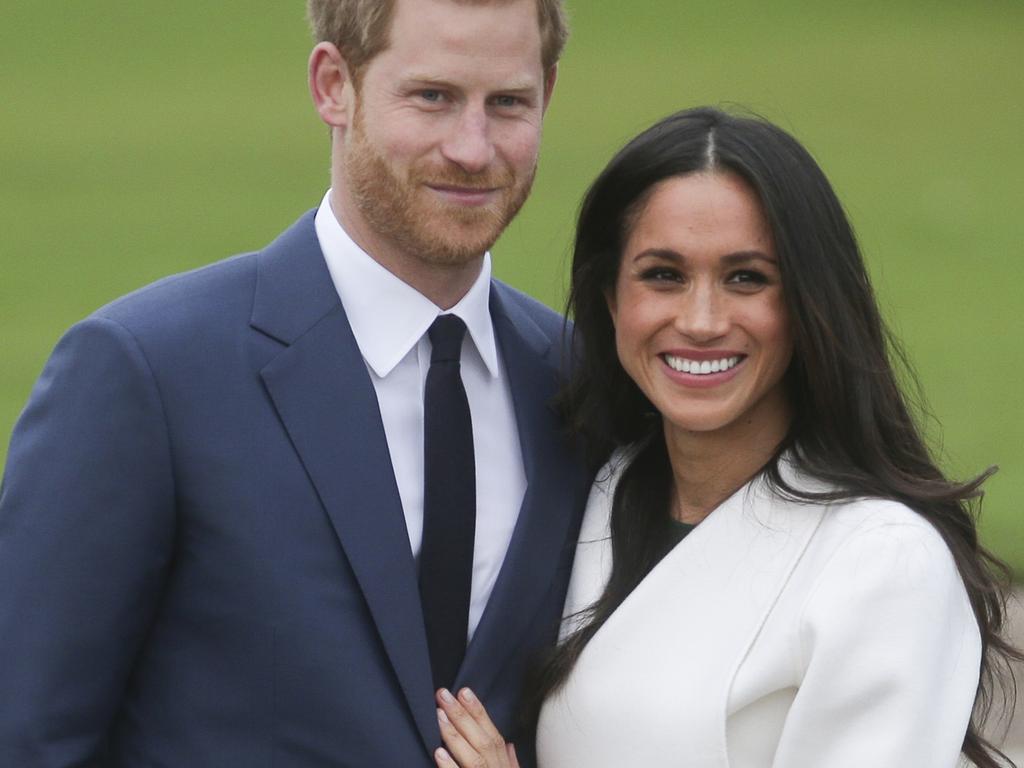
[0,316,176,766]
[770,512,982,768]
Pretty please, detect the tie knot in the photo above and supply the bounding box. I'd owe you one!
[428,314,467,363]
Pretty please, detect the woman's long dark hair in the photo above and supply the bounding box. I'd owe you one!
[533,107,1021,766]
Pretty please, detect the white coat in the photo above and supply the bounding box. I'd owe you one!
[536,453,981,768]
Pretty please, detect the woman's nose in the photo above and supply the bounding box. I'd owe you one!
[675,285,728,341]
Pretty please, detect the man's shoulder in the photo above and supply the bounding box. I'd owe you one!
[91,209,321,342]
[490,278,568,339]
[93,251,259,338]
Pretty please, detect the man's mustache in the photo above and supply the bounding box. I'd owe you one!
[413,166,515,191]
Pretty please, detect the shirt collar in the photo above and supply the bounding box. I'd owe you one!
[314,190,499,379]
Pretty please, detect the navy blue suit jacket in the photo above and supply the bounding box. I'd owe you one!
[0,211,590,767]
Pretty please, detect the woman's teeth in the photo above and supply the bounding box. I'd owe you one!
[663,355,741,375]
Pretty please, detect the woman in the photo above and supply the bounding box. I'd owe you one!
[432,108,1020,768]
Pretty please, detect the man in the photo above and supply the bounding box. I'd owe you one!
[0,0,590,765]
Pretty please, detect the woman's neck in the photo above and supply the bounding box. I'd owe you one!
[663,394,792,524]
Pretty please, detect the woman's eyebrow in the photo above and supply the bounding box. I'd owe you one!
[721,251,777,266]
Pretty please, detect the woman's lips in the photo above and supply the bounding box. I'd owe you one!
[660,352,746,388]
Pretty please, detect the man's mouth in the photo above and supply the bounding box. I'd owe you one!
[426,184,500,206]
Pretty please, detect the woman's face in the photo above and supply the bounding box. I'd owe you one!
[608,171,793,443]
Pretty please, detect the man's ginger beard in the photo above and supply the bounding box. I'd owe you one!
[344,105,537,266]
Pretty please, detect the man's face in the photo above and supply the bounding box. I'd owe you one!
[336,0,553,268]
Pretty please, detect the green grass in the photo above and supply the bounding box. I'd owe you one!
[2,1,1022,572]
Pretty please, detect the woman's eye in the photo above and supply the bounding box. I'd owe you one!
[639,267,682,283]
[727,270,768,286]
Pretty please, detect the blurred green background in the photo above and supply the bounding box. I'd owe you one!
[1,2,1021,573]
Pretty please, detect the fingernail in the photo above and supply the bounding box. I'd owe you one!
[459,687,477,703]
[437,707,450,725]
[436,747,452,764]
[439,688,456,704]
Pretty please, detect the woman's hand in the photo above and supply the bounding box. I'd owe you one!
[433,687,521,768]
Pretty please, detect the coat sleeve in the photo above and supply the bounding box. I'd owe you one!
[770,508,982,768]
[0,316,176,766]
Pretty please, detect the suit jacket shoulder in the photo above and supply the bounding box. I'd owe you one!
[490,279,565,333]
[95,251,259,337]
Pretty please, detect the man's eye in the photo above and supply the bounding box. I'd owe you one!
[420,90,444,103]
[493,95,521,108]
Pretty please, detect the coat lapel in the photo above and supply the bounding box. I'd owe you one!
[458,285,586,696]
[251,212,437,753]
[547,457,827,768]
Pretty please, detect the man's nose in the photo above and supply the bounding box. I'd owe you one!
[440,105,495,174]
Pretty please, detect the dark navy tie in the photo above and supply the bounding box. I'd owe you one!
[419,314,475,691]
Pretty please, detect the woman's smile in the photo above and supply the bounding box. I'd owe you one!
[660,351,746,389]
[608,171,793,439]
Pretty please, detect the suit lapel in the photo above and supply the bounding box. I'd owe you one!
[458,285,585,695]
[251,212,437,753]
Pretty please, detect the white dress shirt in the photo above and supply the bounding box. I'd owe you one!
[314,191,527,641]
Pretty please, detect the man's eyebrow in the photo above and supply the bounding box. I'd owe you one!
[401,74,539,93]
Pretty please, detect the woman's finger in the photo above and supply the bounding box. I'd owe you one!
[437,707,488,767]
[434,745,459,767]
[436,688,511,766]
[437,689,491,749]
[455,687,506,746]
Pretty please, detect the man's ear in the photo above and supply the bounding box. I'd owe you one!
[309,42,354,130]
[541,64,558,113]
